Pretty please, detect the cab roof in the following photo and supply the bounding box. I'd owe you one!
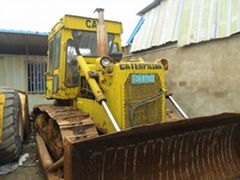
[49,15,123,39]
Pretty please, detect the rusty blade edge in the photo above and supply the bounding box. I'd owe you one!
[65,113,240,180]
[73,113,240,144]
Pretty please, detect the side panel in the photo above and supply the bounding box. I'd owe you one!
[76,98,108,132]
[45,29,80,100]
[95,63,166,132]
[45,76,53,97]
[77,63,166,133]
[57,29,79,99]
[0,92,5,143]
[63,16,123,34]
[18,91,30,137]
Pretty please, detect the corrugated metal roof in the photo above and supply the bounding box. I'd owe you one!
[137,0,162,16]
[0,30,48,55]
[179,0,240,46]
[131,0,182,52]
[0,29,48,36]
[130,0,240,52]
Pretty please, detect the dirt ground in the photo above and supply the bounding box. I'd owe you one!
[0,137,44,180]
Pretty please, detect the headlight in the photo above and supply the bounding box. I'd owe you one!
[100,57,112,68]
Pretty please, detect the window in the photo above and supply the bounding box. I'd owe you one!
[110,42,119,53]
[27,62,47,93]
[48,32,61,74]
[65,40,79,87]
[72,30,114,57]
[48,40,54,73]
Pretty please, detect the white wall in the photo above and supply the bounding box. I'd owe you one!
[130,34,240,118]
[0,54,53,111]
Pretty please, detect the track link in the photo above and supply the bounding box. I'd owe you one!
[32,104,98,178]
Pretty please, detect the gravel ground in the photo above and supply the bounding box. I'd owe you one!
[0,137,45,180]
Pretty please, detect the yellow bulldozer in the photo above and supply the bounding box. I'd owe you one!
[1,8,240,179]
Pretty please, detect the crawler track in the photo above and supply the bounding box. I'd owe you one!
[32,104,98,179]
[33,105,240,180]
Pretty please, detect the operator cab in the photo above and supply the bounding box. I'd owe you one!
[45,15,123,99]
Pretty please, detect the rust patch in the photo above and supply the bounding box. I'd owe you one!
[33,104,98,179]
[65,113,240,180]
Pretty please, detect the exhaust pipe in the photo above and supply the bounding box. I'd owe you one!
[94,8,120,132]
[94,8,108,56]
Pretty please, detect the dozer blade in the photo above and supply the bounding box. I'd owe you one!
[64,113,240,180]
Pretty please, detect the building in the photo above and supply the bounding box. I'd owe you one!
[128,0,240,117]
[0,29,52,110]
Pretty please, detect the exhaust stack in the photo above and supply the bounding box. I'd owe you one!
[95,8,108,56]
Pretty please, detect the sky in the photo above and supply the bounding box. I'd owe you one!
[0,0,153,45]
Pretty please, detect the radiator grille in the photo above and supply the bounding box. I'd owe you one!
[124,74,163,128]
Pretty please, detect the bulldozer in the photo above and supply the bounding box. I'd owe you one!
[28,9,240,180]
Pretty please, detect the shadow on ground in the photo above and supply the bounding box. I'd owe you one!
[0,137,44,180]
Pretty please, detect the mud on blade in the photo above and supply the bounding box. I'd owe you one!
[64,113,240,180]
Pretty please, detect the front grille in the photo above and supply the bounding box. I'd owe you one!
[123,74,163,128]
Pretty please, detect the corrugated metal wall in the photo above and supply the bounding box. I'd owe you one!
[179,0,240,46]
[130,0,240,52]
[0,54,52,110]
[130,33,240,117]
[131,0,182,52]
[0,55,26,88]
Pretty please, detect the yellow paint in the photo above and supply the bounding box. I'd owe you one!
[45,15,122,100]
[77,56,106,102]
[0,91,5,143]
[45,14,167,133]
[18,92,28,138]
[49,15,122,39]
[75,62,166,132]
